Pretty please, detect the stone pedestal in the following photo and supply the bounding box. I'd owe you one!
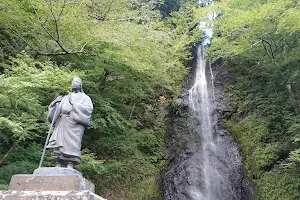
[0,190,105,200]
[0,167,106,200]
[8,174,95,192]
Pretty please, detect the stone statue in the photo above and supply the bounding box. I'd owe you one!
[46,77,93,169]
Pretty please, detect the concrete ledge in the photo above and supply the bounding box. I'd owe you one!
[9,174,95,193]
[0,190,106,200]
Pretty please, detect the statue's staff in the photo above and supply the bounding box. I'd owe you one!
[39,98,62,168]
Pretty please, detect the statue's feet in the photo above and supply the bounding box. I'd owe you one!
[67,162,74,169]
[55,162,62,167]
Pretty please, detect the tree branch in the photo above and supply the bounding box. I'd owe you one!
[261,38,275,60]
[57,0,67,22]
[46,0,67,41]
[227,39,262,59]
[32,1,90,56]
[33,3,70,54]
[9,28,38,52]
[98,69,111,92]
[0,143,17,166]
[36,50,87,56]
[102,0,114,21]
[88,0,114,21]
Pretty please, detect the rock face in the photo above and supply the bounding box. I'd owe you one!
[163,49,254,200]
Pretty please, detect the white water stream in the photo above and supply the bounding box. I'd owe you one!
[188,1,225,198]
[163,1,253,199]
[189,46,224,200]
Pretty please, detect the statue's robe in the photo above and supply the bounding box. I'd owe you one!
[47,92,93,164]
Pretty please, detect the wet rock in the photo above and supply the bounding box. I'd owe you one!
[162,51,254,200]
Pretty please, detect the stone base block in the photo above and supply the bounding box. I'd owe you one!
[0,190,106,200]
[9,174,95,192]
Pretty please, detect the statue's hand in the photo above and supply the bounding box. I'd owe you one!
[65,106,73,114]
[69,111,77,122]
[55,96,63,102]
[69,93,74,105]
[50,96,63,107]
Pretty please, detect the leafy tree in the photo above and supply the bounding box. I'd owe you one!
[0,0,200,199]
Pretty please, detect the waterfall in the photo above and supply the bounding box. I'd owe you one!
[162,1,254,199]
[188,46,222,200]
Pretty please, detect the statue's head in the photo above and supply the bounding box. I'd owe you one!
[71,77,83,92]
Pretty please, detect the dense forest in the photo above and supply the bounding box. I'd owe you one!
[0,0,199,199]
[1,0,300,199]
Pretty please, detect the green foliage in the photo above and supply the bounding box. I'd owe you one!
[228,116,279,179]
[0,53,81,150]
[136,130,163,155]
[77,148,163,199]
[161,0,196,16]
[0,0,199,198]
[255,169,300,200]
[0,143,51,186]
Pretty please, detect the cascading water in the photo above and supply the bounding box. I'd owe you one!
[163,0,254,199]
[188,46,223,200]
[187,3,226,198]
